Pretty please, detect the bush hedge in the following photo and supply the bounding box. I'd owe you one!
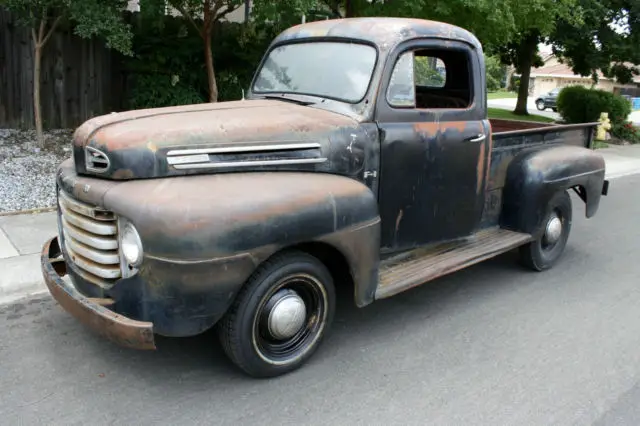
[612,121,640,144]
[556,85,631,127]
[122,14,281,109]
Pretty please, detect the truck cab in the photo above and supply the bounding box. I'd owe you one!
[41,17,608,378]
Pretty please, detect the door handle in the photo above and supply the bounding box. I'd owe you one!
[466,133,486,143]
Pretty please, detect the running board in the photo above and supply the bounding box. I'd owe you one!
[376,228,533,299]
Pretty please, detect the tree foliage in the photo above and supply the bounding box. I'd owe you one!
[486,55,506,91]
[251,0,330,30]
[1,0,133,145]
[3,0,133,53]
[157,0,245,102]
[549,0,640,85]
[492,0,582,115]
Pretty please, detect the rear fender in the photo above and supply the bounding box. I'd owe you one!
[500,145,606,236]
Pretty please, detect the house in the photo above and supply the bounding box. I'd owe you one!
[528,54,640,98]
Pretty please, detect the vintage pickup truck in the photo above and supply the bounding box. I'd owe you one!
[41,17,609,378]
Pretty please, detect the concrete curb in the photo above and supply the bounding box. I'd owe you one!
[0,206,56,217]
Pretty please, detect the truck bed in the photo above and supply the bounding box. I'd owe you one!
[480,119,599,227]
[489,118,597,155]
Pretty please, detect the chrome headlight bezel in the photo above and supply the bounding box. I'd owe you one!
[118,218,144,276]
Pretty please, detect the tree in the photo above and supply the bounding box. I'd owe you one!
[353,0,519,49]
[493,0,582,115]
[166,0,244,102]
[486,55,507,91]
[1,0,133,146]
[549,0,640,85]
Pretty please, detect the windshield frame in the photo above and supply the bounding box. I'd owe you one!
[250,38,380,105]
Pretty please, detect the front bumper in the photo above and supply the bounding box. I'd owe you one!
[41,236,156,350]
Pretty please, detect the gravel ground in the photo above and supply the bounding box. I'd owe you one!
[0,129,73,213]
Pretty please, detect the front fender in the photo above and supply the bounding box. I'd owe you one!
[104,171,381,309]
[500,145,606,236]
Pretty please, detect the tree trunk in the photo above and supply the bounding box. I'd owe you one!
[514,34,538,116]
[514,62,531,115]
[345,0,354,17]
[33,44,44,147]
[204,33,218,102]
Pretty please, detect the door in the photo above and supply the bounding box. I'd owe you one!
[376,39,491,251]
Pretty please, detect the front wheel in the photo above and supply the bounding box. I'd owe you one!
[519,190,572,271]
[536,100,546,111]
[218,251,336,378]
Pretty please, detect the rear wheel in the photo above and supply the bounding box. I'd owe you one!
[218,251,335,378]
[519,190,572,271]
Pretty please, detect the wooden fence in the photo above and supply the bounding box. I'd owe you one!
[0,9,126,130]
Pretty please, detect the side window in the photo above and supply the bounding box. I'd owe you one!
[387,48,472,110]
[386,51,415,107]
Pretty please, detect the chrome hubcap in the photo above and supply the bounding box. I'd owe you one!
[544,215,563,245]
[267,290,307,340]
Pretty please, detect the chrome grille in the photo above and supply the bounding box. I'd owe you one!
[58,190,121,286]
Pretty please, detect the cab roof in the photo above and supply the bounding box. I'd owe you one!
[272,17,482,51]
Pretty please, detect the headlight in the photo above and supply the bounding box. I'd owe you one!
[121,222,143,266]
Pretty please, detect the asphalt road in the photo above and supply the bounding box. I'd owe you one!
[2,175,640,426]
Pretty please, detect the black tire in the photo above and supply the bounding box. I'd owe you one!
[536,100,546,111]
[552,107,558,112]
[218,250,336,378]
[519,190,572,271]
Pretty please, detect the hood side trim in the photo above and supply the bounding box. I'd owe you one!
[172,157,327,170]
[166,142,322,157]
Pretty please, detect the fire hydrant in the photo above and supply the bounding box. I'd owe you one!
[596,112,611,141]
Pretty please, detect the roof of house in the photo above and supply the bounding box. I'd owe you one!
[530,55,640,83]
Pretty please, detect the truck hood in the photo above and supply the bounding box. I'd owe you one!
[72,99,360,180]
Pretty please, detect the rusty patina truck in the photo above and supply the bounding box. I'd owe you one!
[41,17,609,377]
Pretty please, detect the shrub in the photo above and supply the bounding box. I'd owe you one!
[122,16,277,108]
[123,14,207,109]
[612,121,640,144]
[509,75,520,92]
[556,85,631,127]
[127,74,204,109]
[485,55,505,92]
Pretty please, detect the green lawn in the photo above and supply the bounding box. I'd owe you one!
[487,90,518,100]
[488,107,556,123]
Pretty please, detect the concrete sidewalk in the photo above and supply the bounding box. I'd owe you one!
[0,212,57,303]
[2,144,640,304]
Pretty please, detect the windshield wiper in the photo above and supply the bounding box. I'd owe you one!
[259,94,316,106]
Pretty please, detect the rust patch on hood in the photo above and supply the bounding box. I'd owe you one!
[74,100,356,152]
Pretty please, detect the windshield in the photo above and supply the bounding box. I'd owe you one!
[252,41,377,103]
